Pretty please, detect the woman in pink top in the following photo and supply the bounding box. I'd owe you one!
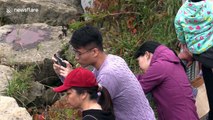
[135,41,199,120]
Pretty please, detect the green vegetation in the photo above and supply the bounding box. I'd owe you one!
[47,108,81,120]
[3,0,183,119]
[5,65,34,106]
[66,1,182,118]
[68,0,182,73]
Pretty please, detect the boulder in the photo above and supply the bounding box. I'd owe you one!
[0,23,70,85]
[17,81,60,107]
[0,0,83,25]
[0,65,14,95]
[0,96,32,120]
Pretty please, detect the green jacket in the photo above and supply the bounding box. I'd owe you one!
[175,0,213,54]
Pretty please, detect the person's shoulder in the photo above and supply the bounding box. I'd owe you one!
[104,54,130,72]
[206,0,213,7]
[108,54,125,61]
[206,0,213,3]
[82,110,99,120]
[82,115,98,120]
[82,109,115,120]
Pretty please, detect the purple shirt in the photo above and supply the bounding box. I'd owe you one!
[93,54,155,120]
[137,45,199,120]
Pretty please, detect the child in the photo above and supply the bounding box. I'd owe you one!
[175,0,213,119]
[53,67,115,120]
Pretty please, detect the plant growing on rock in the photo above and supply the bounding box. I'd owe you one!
[5,65,35,107]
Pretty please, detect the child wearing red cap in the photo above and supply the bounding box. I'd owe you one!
[53,67,115,120]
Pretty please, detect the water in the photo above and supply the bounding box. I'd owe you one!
[5,28,49,50]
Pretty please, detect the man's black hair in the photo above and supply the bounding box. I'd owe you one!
[69,25,103,51]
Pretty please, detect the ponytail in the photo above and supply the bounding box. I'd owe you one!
[97,84,114,115]
[72,85,114,115]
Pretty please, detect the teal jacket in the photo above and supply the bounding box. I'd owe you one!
[175,0,213,54]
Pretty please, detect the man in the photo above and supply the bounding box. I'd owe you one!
[53,25,155,120]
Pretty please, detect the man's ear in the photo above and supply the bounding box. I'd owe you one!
[92,48,99,57]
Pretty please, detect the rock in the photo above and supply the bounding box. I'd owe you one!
[81,0,94,13]
[0,65,14,95]
[0,23,70,64]
[18,81,60,107]
[0,96,32,120]
[0,23,70,85]
[0,0,83,25]
[18,81,45,106]
[41,88,60,105]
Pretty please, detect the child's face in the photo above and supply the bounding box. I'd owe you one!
[137,52,152,73]
[66,89,84,109]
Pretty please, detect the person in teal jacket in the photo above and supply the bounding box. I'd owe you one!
[175,0,213,119]
[175,0,213,54]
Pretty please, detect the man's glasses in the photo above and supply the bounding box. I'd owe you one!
[73,48,94,57]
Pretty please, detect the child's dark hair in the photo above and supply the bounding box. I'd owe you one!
[69,25,103,51]
[191,0,202,2]
[72,86,114,114]
[134,41,187,71]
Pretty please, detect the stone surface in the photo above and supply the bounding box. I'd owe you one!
[0,23,69,64]
[0,0,83,25]
[18,81,60,106]
[0,23,70,85]
[0,65,14,95]
[19,81,45,106]
[0,96,32,120]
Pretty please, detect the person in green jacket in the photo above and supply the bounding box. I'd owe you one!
[175,0,213,119]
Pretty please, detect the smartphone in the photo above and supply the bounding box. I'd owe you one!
[54,54,67,67]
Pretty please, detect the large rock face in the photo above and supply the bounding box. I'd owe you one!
[0,0,83,25]
[0,23,69,65]
[0,96,32,120]
[0,23,70,85]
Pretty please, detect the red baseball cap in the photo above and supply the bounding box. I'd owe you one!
[53,67,98,92]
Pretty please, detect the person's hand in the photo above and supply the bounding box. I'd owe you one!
[186,60,193,67]
[178,43,194,67]
[52,57,73,78]
[59,60,73,77]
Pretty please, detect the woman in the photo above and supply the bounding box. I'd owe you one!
[134,41,199,120]
[53,67,115,120]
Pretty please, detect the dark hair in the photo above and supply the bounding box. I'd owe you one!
[134,41,160,58]
[134,41,187,71]
[72,86,114,114]
[69,25,103,51]
[191,0,202,2]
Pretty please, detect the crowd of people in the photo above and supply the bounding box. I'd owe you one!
[52,0,213,119]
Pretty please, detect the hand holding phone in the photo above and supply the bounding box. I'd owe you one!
[54,54,67,67]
